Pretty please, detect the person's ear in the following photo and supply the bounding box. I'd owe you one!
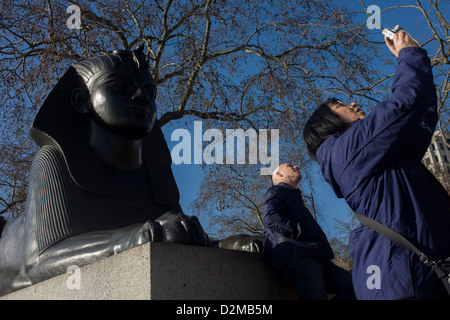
[71,88,91,114]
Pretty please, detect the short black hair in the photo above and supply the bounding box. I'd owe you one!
[302,98,350,161]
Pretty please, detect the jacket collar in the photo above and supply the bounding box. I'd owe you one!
[277,182,302,195]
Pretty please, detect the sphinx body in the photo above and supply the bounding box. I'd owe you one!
[0,47,208,295]
[0,46,263,296]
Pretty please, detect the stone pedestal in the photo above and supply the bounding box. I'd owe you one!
[1,242,290,300]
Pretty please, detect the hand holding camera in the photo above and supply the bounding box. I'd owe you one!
[383,25,420,57]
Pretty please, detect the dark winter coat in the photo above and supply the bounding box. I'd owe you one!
[262,182,334,267]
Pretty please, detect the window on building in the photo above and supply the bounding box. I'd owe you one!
[440,143,444,150]
[425,157,431,165]
[431,143,436,150]
[444,155,448,163]
[435,155,439,162]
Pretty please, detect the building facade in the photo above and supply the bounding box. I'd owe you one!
[422,130,450,193]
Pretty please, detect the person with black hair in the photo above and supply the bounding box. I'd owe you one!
[303,98,366,160]
[303,31,450,299]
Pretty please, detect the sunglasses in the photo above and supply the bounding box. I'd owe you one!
[328,97,345,105]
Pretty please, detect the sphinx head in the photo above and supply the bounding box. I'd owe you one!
[71,45,157,140]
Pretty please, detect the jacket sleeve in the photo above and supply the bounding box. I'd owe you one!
[404,91,438,161]
[262,188,302,239]
[335,47,436,179]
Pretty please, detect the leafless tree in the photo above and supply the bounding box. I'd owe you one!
[193,0,450,244]
[0,0,379,217]
[357,1,450,125]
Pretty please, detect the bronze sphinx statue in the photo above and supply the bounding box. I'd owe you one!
[0,45,262,296]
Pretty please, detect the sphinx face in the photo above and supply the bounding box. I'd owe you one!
[89,68,157,139]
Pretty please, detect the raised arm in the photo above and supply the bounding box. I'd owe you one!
[329,38,436,181]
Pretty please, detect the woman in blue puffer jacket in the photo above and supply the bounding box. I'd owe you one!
[303,31,450,300]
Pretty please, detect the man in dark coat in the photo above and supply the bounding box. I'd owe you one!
[261,163,355,300]
[303,31,450,299]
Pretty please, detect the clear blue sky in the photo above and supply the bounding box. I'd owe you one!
[161,0,445,239]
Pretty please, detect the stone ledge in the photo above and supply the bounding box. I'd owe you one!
[1,242,290,300]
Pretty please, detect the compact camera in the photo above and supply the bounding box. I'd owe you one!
[382,25,403,39]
